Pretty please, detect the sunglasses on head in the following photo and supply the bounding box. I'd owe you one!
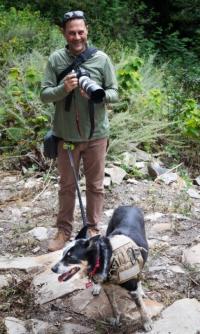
[63,10,85,23]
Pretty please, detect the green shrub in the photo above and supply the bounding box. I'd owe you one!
[108,51,171,156]
[0,52,53,155]
[0,7,63,66]
[178,99,200,139]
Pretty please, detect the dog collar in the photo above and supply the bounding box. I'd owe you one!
[108,235,145,284]
[86,257,100,288]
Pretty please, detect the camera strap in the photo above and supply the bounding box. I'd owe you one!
[88,101,95,139]
[57,47,97,83]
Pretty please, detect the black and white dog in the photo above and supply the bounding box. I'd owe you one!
[52,206,151,331]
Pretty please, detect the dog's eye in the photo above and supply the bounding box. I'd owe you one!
[67,252,71,256]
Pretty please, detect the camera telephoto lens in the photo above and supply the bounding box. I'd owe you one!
[78,76,105,103]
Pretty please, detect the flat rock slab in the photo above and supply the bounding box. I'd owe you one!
[0,250,62,273]
[4,317,56,334]
[4,317,90,334]
[182,243,200,267]
[70,286,113,319]
[148,298,200,334]
[33,268,88,304]
[71,284,163,326]
[4,317,27,334]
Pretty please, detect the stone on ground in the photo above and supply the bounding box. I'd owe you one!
[33,267,88,304]
[148,298,200,334]
[182,243,200,267]
[0,250,62,273]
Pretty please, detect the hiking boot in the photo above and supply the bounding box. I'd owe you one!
[87,227,100,238]
[48,230,70,252]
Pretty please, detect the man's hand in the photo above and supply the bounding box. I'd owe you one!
[80,88,90,99]
[64,72,78,93]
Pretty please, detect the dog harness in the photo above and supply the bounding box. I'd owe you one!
[108,235,145,284]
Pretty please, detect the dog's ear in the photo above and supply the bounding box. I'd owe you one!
[75,225,88,240]
[86,235,101,251]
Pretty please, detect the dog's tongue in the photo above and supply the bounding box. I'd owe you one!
[58,267,80,282]
[58,272,69,282]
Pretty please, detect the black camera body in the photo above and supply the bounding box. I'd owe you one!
[75,68,105,103]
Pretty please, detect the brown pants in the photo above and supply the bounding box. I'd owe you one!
[56,138,108,236]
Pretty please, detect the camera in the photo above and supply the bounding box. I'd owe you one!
[76,68,105,103]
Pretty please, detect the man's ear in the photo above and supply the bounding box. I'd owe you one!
[75,225,88,240]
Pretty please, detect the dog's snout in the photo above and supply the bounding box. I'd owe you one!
[51,263,59,273]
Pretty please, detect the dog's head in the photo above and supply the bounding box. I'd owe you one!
[51,234,103,282]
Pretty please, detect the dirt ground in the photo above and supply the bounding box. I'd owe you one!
[0,168,200,333]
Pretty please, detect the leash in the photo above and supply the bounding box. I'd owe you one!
[63,142,87,226]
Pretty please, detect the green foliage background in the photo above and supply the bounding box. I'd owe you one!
[0,2,199,172]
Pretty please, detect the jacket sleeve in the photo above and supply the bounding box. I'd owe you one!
[40,58,69,103]
[103,56,119,103]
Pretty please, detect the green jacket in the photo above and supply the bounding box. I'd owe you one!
[40,47,118,142]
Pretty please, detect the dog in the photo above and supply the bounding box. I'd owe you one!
[51,206,152,331]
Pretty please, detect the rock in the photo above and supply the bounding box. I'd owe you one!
[134,149,152,162]
[0,274,10,288]
[105,166,126,184]
[135,161,146,169]
[103,176,111,188]
[0,250,62,273]
[148,298,200,334]
[145,212,165,222]
[62,323,92,334]
[33,267,88,304]
[157,172,178,185]
[194,176,200,186]
[24,178,42,190]
[151,223,171,233]
[169,265,185,274]
[104,209,114,217]
[149,265,169,272]
[32,246,41,254]
[28,227,48,241]
[5,317,27,334]
[10,207,22,221]
[70,287,113,319]
[147,161,168,178]
[127,178,139,184]
[71,284,164,327]
[4,317,57,334]
[148,238,169,249]
[171,213,192,221]
[182,243,200,267]
[187,188,200,199]
[121,151,136,167]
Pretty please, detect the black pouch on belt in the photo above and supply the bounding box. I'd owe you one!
[43,130,59,159]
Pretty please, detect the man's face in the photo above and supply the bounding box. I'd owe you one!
[63,19,88,55]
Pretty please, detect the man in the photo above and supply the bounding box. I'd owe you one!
[40,10,118,251]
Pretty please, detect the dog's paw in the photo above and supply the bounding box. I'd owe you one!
[143,319,153,332]
[109,315,121,327]
[92,283,101,296]
[93,273,107,283]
